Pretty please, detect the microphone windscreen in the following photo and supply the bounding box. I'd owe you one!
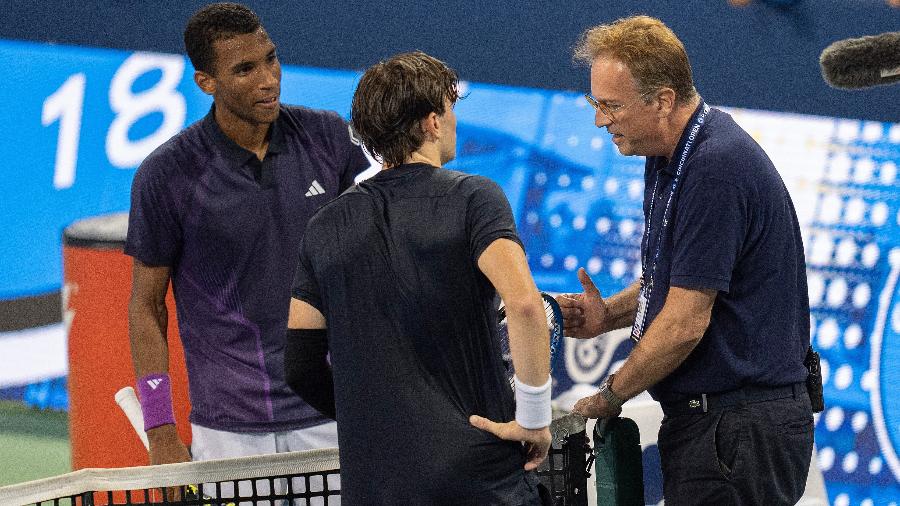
[820,31,900,89]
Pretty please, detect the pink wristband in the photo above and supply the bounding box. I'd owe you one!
[137,373,176,431]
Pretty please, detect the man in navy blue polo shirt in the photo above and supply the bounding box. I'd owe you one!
[124,2,369,470]
[558,16,814,504]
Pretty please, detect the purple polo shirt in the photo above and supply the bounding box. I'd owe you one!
[124,104,369,432]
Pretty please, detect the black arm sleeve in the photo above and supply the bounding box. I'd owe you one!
[284,328,336,420]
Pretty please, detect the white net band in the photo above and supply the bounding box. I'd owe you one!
[0,447,339,506]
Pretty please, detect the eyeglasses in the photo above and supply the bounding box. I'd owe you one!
[583,90,656,122]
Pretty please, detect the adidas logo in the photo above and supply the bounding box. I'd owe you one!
[305,180,326,197]
[146,378,163,390]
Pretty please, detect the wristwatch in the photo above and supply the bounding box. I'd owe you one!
[598,374,625,410]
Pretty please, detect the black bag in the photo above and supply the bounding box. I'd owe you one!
[804,346,825,413]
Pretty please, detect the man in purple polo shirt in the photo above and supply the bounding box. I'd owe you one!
[124,2,369,467]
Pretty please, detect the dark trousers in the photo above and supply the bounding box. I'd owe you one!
[657,387,815,505]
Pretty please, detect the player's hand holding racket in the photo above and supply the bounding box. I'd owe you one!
[115,386,191,501]
[147,425,191,466]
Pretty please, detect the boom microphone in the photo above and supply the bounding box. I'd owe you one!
[819,31,900,89]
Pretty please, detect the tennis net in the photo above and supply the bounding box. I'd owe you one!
[0,448,340,506]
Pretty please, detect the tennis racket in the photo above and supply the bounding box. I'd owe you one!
[497,291,564,391]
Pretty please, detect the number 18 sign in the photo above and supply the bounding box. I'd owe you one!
[0,39,212,299]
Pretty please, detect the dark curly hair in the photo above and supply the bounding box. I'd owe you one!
[184,3,262,74]
[350,51,460,167]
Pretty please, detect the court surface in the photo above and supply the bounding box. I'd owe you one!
[0,401,70,486]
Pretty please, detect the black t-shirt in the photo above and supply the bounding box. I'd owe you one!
[292,163,541,504]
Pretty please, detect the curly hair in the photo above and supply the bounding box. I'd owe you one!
[350,51,460,167]
[574,15,697,104]
[184,3,262,74]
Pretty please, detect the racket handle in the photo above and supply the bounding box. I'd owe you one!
[115,386,150,451]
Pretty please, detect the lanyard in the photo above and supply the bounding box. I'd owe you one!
[631,102,710,341]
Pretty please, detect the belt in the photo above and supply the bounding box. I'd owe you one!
[659,383,806,417]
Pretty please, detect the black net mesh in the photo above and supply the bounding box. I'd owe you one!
[534,424,593,506]
[4,421,595,506]
[0,449,341,506]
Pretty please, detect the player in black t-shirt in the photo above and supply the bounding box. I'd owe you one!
[285,51,552,505]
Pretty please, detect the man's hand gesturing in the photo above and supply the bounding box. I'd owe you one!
[556,268,610,339]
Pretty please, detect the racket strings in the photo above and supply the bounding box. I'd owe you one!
[499,293,563,392]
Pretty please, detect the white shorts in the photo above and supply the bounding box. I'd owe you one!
[191,422,340,505]
[190,421,339,459]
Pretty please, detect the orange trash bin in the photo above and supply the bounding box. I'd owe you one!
[64,213,192,469]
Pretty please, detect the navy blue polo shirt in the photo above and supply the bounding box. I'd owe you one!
[124,104,370,432]
[641,103,810,403]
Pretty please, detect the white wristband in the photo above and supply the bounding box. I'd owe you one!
[514,375,552,429]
